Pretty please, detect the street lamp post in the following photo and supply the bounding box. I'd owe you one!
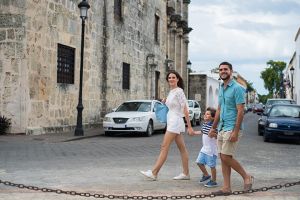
[75,0,90,136]
[290,66,295,99]
[278,71,284,98]
[186,60,191,98]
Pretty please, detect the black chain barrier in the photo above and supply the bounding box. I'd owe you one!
[0,179,299,199]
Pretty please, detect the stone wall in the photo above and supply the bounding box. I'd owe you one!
[0,0,190,134]
[0,0,27,133]
[188,74,207,112]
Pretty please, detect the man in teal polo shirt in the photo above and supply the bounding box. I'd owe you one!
[209,62,253,196]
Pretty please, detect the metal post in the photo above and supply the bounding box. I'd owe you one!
[291,75,293,99]
[75,18,85,136]
[280,72,284,98]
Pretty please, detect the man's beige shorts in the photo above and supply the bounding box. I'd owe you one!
[217,130,243,156]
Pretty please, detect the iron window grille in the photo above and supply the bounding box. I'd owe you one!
[122,62,130,90]
[57,44,75,84]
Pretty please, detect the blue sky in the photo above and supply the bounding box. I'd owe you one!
[189,0,300,95]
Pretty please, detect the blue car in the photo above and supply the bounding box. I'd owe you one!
[262,104,300,142]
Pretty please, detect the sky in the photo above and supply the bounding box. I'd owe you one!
[188,0,300,95]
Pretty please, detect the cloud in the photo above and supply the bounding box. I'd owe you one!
[189,0,300,95]
[191,0,300,15]
[219,20,282,33]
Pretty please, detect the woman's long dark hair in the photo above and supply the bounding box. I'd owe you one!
[166,70,184,90]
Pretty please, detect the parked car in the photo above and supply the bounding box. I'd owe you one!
[265,98,296,112]
[259,104,300,142]
[252,103,264,114]
[244,104,253,113]
[187,100,202,126]
[258,99,297,136]
[103,100,166,137]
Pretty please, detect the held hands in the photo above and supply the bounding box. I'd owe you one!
[187,127,196,136]
[208,129,218,138]
[188,130,202,136]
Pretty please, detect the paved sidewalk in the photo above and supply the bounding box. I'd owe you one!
[0,124,300,200]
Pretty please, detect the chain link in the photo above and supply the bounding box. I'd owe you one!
[0,179,299,199]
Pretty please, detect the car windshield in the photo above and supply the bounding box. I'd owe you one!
[269,106,300,118]
[255,104,264,109]
[188,101,193,107]
[116,102,151,112]
[267,100,295,106]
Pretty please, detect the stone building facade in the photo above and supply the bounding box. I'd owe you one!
[188,71,247,113]
[0,0,191,134]
[188,73,220,113]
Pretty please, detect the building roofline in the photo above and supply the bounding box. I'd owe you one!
[289,52,296,65]
[295,27,300,41]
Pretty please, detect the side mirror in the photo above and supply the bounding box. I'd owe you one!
[112,108,116,112]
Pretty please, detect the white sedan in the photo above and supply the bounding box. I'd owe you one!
[187,100,202,126]
[103,100,167,136]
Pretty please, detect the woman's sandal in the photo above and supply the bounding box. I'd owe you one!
[244,175,254,191]
[211,190,232,196]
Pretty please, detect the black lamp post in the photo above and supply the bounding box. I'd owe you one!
[278,71,284,98]
[75,0,90,136]
[280,72,284,98]
[186,60,191,97]
[290,66,295,99]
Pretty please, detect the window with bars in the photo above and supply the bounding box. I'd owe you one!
[57,44,75,84]
[114,0,122,20]
[122,62,130,90]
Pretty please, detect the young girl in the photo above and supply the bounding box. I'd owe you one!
[194,107,218,187]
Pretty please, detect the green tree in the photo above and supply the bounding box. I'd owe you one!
[258,93,272,104]
[246,81,254,92]
[260,60,286,95]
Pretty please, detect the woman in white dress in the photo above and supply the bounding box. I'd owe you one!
[140,70,195,180]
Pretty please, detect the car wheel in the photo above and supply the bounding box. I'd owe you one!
[258,127,263,136]
[104,131,113,136]
[263,130,269,142]
[145,121,153,137]
[191,115,196,127]
[196,115,201,126]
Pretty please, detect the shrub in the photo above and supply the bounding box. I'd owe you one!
[0,115,11,135]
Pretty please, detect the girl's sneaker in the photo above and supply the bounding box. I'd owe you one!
[204,180,218,187]
[199,175,211,183]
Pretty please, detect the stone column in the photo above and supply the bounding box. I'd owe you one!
[182,0,191,96]
[176,27,183,75]
[168,21,177,70]
[182,34,189,95]
[182,0,190,21]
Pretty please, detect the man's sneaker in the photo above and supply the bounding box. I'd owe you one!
[140,170,157,181]
[173,173,190,180]
[199,175,211,183]
[205,180,218,188]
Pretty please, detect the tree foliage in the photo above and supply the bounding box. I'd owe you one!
[260,60,286,95]
[246,81,254,92]
[257,93,273,104]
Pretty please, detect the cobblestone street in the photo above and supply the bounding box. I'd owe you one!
[0,113,299,200]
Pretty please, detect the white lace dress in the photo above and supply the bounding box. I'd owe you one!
[165,87,188,134]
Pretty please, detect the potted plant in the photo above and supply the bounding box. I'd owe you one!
[0,115,11,135]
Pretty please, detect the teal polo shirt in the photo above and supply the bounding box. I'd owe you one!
[218,79,245,131]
